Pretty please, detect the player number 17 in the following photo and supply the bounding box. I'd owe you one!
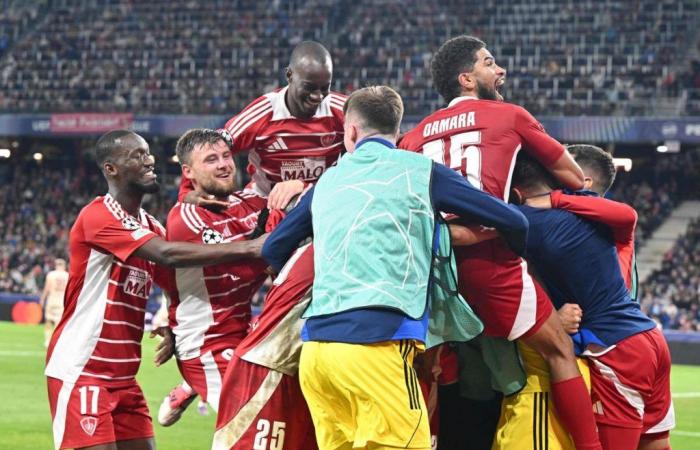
[422,131,483,190]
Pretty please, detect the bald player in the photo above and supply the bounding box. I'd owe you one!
[45,130,267,450]
[179,40,347,211]
[40,258,69,348]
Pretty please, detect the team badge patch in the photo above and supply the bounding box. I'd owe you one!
[320,132,336,147]
[122,216,141,231]
[80,416,98,436]
[202,228,224,244]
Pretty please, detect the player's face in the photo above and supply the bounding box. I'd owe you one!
[471,48,506,101]
[286,61,332,119]
[117,135,159,194]
[187,140,236,197]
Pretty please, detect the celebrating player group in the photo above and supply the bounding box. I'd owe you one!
[45,36,674,450]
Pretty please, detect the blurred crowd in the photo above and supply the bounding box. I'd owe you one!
[0,0,698,116]
[641,219,700,331]
[0,158,173,295]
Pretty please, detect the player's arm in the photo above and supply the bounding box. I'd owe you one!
[39,276,51,308]
[448,224,499,246]
[133,235,267,268]
[431,163,528,256]
[515,107,584,190]
[261,187,314,272]
[550,190,637,244]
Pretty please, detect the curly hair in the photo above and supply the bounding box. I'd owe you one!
[431,35,485,104]
[566,144,616,194]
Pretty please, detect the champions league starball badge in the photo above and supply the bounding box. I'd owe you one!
[121,216,141,231]
[202,228,224,244]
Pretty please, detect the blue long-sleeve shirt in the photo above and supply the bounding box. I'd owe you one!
[262,137,529,344]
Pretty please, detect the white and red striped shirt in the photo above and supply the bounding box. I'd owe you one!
[179,88,346,199]
[163,190,269,360]
[45,194,164,385]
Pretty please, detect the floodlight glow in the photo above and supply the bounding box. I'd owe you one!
[0,149,10,158]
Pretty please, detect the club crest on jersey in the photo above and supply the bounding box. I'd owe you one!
[80,417,98,436]
[202,228,224,244]
[121,216,141,231]
[320,132,336,147]
[281,158,325,181]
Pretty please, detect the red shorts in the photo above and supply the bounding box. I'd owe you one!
[47,376,153,450]
[456,239,553,340]
[587,327,675,434]
[177,346,233,412]
[213,354,317,450]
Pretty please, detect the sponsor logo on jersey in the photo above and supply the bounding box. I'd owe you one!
[320,132,336,147]
[124,268,151,298]
[280,158,326,181]
[122,216,141,230]
[202,228,224,244]
[80,416,98,436]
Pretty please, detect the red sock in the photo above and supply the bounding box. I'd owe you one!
[598,424,641,450]
[550,376,602,450]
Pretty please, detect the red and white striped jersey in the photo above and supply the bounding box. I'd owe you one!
[163,190,269,360]
[237,243,314,375]
[45,194,164,385]
[178,88,346,199]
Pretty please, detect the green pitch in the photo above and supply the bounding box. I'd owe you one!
[1,322,698,449]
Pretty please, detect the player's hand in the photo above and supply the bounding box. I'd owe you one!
[267,180,305,210]
[183,191,229,212]
[150,326,175,366]
[557,303,582,334]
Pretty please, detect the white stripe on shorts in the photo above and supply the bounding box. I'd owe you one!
[201,351,223,412]
[52,380,74,450]
[212,370,284,450]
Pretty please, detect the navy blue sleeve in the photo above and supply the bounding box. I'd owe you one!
[261,187,314,272]
[431,163,528,256]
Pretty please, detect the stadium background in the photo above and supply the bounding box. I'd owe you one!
[0,0,699,448]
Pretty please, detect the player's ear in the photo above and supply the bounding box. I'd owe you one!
[510,187,524,205]
[285,67,293,84]
[181,164,194,180]
[103,161,118,177]
[583,176,594,190]
[457,72,475,92]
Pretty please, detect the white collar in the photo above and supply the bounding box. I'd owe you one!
[447,96,479,108]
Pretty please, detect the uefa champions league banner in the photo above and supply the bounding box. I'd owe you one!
[2,113,700,143]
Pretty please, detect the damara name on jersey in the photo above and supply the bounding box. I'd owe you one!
[423,112,476,138]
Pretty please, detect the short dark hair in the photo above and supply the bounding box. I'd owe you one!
[512,152,561,192]
[94,129,137,166]
[431,35,486,104]
[343,86,404,135]
[175,129,226,165]
[289,40,332,70]
[566,144,616,194]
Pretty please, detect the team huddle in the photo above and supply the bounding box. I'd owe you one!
[45,37,674,450]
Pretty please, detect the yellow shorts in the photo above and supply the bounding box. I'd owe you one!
[492,342,590,450]
[299,340,431,450]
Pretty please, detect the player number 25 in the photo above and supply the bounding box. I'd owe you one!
[422,131,482,190]
[254,419,286,450]
[78,385,100,415]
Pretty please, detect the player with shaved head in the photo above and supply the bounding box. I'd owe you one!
[45,130,267,450]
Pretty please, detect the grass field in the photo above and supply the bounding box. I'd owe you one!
[1,322,698,449]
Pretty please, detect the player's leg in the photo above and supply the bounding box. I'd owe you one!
[521,309,601,450]
[638,432,671,450]
[299,340,431,450]
[110,382,155,450]
[157,378,197,426]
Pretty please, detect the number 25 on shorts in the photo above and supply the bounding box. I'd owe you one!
[254,419,286,450]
